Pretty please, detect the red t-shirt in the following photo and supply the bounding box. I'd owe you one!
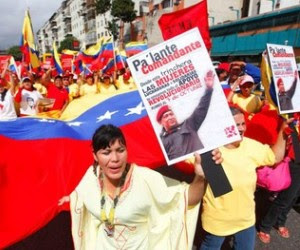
[47,83,69,110]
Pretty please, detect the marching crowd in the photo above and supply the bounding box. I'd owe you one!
[1,57,300,249]
[0,61,136,120]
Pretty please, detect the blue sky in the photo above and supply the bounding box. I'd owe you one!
[0,0,62,49]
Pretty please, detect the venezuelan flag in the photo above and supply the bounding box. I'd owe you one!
[62,49,79,56]
[125,41,148,56]
[52,42,63,74]
[99,37,114,58]
[0,90,164,248]
[102,55,126,74]
[20,10,40,69]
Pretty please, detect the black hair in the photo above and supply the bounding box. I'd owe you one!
[215,68,226,77]
[54,75,62,80]
[92,124,126,153]
[0,89,8,102]
[229,106,244,116]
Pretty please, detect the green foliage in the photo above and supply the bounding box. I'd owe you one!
[111,0,136,23]
[58,35,79,53]
[106,19,119,40]
[95,0,112,14]
[7,46,22,61]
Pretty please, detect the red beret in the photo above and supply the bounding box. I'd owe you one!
[156,105,171,122]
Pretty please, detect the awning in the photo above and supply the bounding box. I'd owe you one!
[210,28,299,57]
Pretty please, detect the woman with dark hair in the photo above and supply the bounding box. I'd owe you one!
[200,106,290,250]
[60,124,221,249]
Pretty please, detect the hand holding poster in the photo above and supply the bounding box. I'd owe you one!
[127,28,240,165]
[267,44,300,114]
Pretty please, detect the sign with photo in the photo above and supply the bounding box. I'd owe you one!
[127,28,240,165]
[267,43,300,114]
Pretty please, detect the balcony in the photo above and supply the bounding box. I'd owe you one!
[63,13,71,21]
[64,27,73,36]
[78,9,87,17]
[51,25,58,32]
[50,20,57,28]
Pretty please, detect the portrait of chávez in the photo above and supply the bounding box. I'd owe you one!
[277,70,298,111]
[157,70,215,161]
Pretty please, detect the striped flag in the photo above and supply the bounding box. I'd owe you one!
[20,10,40,69]
[52,42,63,74]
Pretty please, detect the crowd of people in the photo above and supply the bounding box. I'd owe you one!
[0,61,136,120]
[1,56,300,249]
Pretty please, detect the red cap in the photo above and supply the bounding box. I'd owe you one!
[123,72,131,81]
[218,62,230,73]
[86,73,93,79]
[156,105,171,122]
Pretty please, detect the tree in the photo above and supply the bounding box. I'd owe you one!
[58,35,79,53]
[111,0,136,23]
[107,19,119,40]
[95,0,111,15]
[7,46,22,61]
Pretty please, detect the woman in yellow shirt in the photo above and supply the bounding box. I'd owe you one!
[200,106,289,250]
[79,73,99,96]
[99,74,117,95]
[227,75,262,115]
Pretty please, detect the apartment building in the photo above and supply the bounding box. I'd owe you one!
[36,0,300,55]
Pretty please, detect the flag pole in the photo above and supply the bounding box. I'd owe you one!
[111,36,118,89]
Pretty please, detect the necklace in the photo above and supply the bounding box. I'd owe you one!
[99,164,129,237]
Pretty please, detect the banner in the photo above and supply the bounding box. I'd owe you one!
[0,55,11,74]
[267,44,300,114]
[127,28,240,165]
[61,54,74,72]
[158,0,211,50]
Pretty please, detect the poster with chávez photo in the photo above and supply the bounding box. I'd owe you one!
[127,28,241,165]
[267,43,300,114]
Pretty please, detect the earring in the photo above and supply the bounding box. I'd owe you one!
[93,160,98,176]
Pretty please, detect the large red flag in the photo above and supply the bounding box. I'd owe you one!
[158,0,211,50]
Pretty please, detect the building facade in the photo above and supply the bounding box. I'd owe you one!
[36,0,300,61]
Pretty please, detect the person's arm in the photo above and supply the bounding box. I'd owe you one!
[187,70,214,131]
[227,77,242,103]
[41,68,52,87]
[188,149,222,206]
[271,118,293,163]
[8,71,17,95]
[286,70,298,98]
[1,60,9,79]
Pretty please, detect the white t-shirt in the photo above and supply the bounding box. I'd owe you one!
[19,89,42,116]
[0,90,17,120]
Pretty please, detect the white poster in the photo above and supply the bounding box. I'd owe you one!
[267,43,300,114]
[127,28,240,165]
